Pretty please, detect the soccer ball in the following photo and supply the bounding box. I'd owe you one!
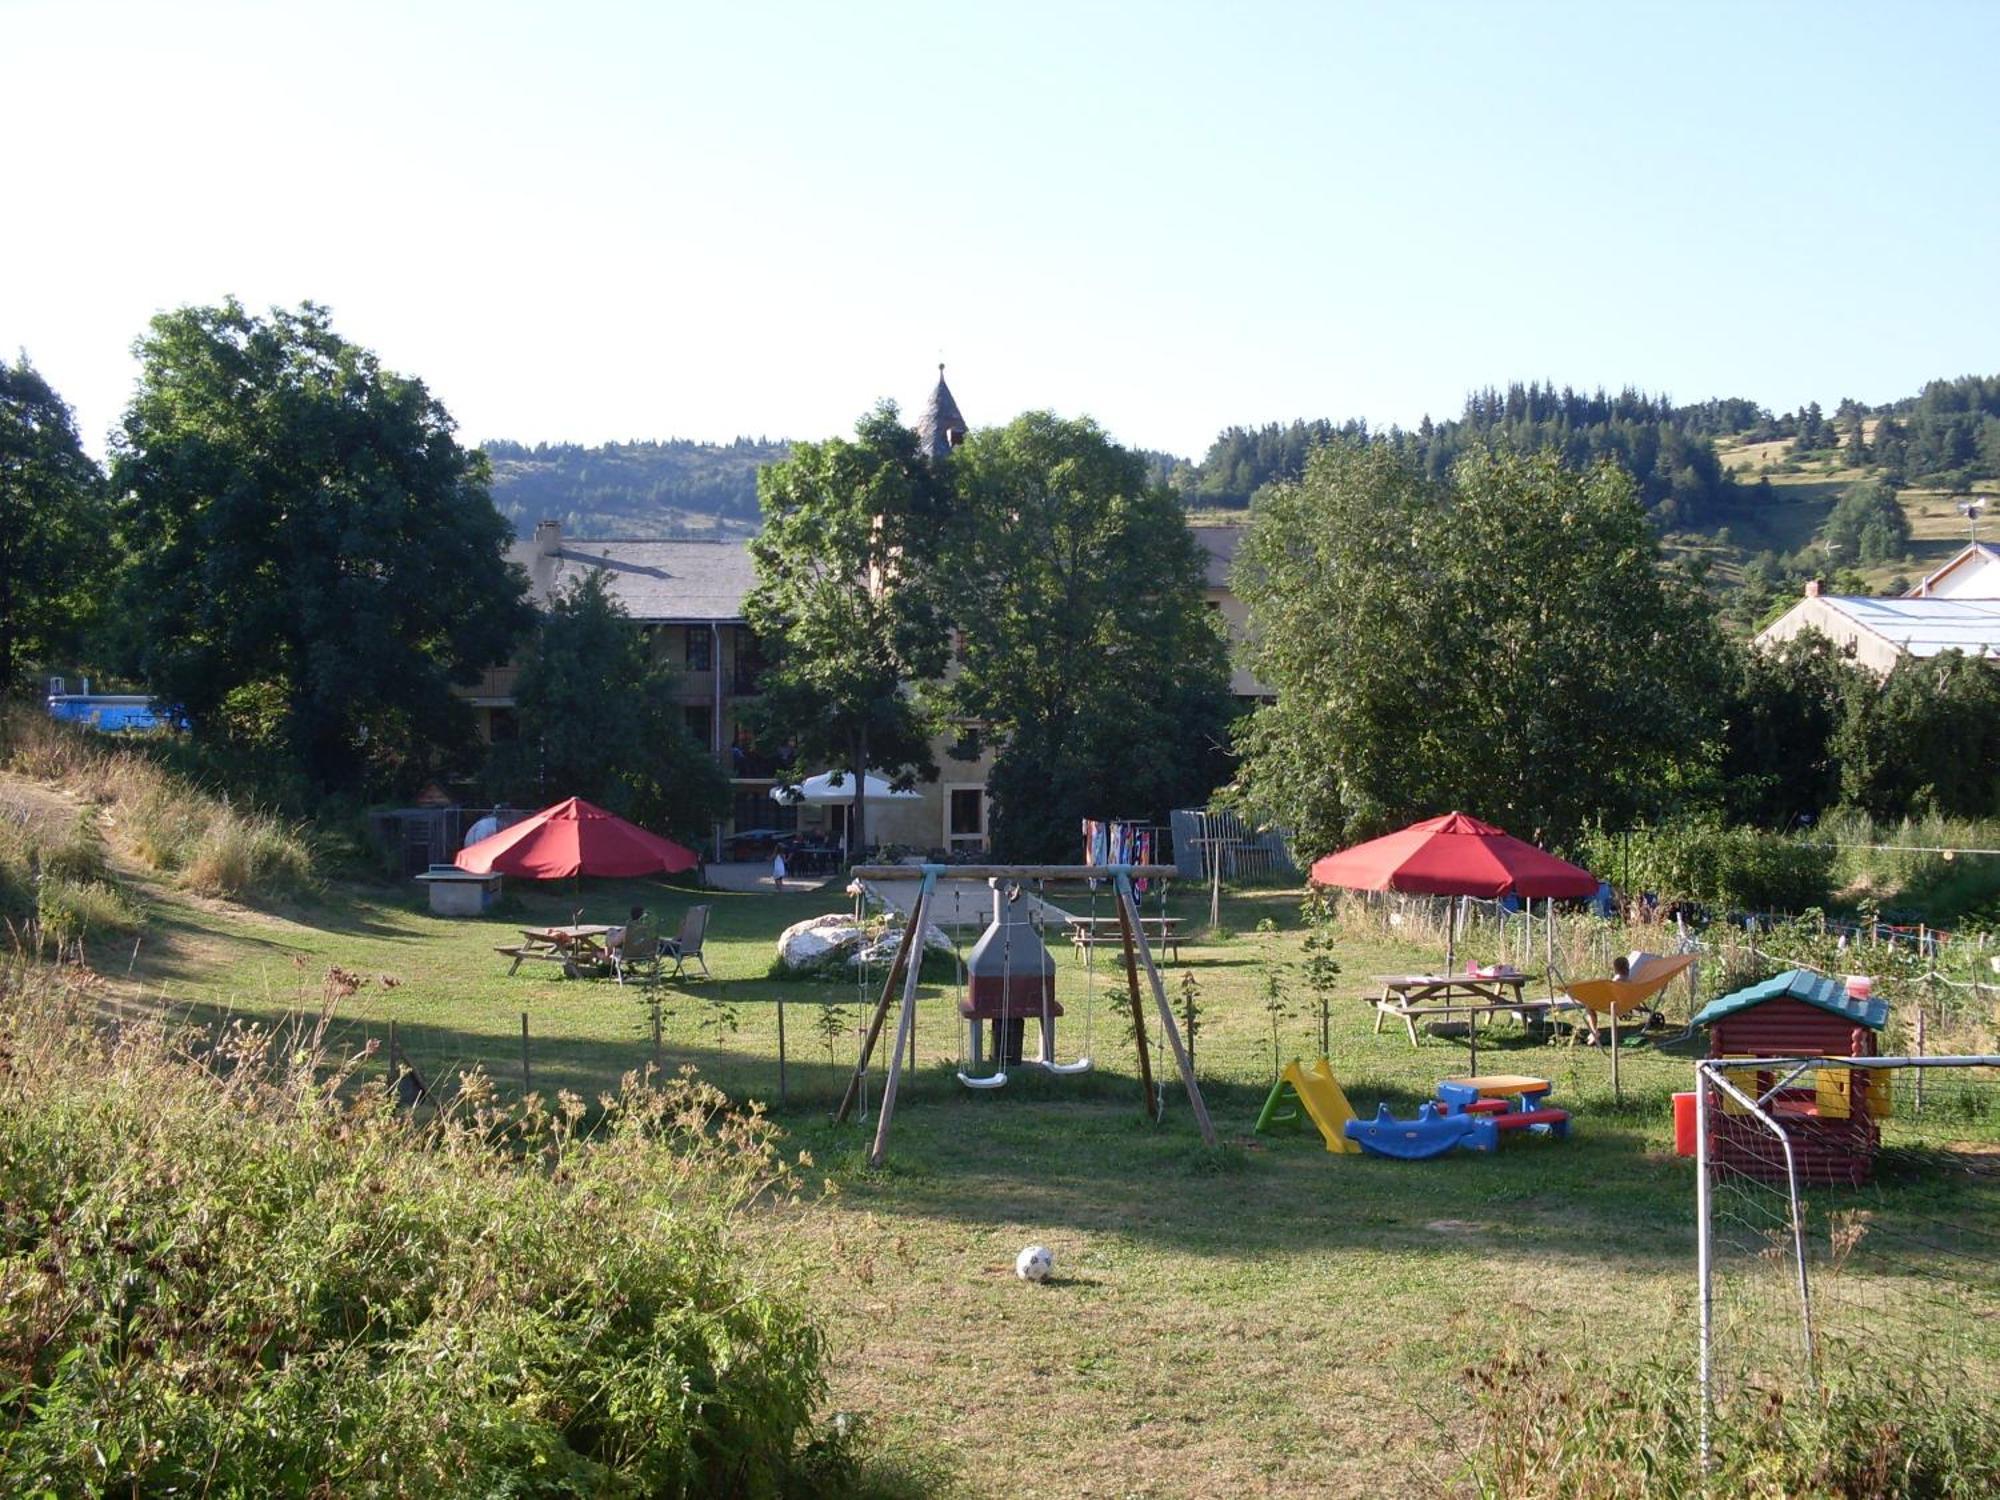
[1015,1244,1055,1282]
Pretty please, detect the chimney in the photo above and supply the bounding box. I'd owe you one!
[532,518,562,557]
[1804,579,1823,597]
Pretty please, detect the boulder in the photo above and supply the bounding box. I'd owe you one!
[776,913,957,975]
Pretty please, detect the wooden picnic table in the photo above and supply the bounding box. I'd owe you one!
[498,924,616,978]
[1369,972,1573,1071]
[1065,914,1183,962]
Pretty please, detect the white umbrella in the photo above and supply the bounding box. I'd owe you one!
[769,770,922,805]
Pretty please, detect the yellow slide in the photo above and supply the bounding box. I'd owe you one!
[1254,1057,1362,1153]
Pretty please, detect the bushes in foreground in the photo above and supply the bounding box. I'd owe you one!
[1461,1346,2000,1499]
[0,962,849,1496]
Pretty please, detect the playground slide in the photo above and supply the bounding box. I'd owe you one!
[1254,1059,1362,1154]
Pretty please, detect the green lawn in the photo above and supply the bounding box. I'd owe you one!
[83,865,2000,1495]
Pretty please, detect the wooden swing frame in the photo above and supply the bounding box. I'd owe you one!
[833,864,1218,1165]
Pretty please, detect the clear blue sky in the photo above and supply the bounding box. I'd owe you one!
[5,0,1998,461]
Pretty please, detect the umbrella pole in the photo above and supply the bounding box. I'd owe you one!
[1546,897,1556,998]
[1444,897,1455,975]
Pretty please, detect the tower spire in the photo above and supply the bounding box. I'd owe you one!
[916,363,967,461]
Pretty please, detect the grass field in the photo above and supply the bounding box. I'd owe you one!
[14,796,1964,1495]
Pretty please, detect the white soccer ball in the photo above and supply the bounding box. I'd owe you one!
[1015,1244,1055,1282]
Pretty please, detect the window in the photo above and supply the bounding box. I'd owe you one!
[486,707,519,743]
[682,704,713,747]
[685,627,713,672]
[948,786,985,845]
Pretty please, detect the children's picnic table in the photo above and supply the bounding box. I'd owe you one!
[498,924,616,978]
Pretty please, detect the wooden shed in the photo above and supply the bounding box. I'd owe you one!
[1694,969,1891,1186]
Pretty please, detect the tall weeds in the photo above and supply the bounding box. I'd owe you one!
[0,707,312,902]
[0,959,853,1496]
[1459,1346,2000,1499]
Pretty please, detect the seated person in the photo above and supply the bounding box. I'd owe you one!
[606,904,648,952]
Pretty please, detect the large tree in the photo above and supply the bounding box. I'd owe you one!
[110,301,533,794]
[1232,443,1725,855]
[944,413,1234,860]
[1834,650,2000,820]
[499,572,730,839]
[744,403,953,854]
[1718,629,1859,829]
[0,358,106,696]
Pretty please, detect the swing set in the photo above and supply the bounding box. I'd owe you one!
[834,863,1217,1166]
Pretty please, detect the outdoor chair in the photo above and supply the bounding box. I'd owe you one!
[609,917,661,987]
[664,904,713,981]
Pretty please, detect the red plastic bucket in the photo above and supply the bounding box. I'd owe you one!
[1673,1091,1698,1157]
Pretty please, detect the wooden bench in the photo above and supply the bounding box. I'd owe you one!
[495,945,581,978]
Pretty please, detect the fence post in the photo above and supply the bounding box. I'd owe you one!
[520,1012,531,1096]
[776,997,787,1105]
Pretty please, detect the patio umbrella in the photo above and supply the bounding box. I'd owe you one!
[768,770,923,805]
[455,797,699,879]
[1309,812,1598,970]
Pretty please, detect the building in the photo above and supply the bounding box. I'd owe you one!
[1908,540,2000,598]
[1191,523,1272,700]
[468,370,1269,856]
[1754,542,2000,675]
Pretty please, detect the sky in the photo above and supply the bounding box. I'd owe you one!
[5,0,1999,462]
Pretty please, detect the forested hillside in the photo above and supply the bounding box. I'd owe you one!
[483,437,789,538]
[1183,387,1759,526]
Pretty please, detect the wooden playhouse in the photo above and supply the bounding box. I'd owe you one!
[1693,969,1892,1187]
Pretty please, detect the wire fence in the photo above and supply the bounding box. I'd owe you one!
[1695,1055,2000,1468]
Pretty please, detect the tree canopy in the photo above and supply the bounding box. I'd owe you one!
[744,404,953,852]
[0,358,106,696]
[498,572,729,839]
[109,301,533,795]
[943,413,1234,860]
[1232,443,1726,855]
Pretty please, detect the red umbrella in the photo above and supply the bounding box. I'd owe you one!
[1310,811,1598,989]
[1309,812,1598,901]
[455,797,699,879]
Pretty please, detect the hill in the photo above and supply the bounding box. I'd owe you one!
[479,375,2000,628]
[482,437,790,539]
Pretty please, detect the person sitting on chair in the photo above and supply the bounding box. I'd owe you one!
[607,904,647,952]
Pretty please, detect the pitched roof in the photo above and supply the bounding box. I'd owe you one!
[508,536,756,622]
[1908,540,2000,598]
[915,365,967,460]
[1691,968,1890,1032]
[1810,594,2000,658]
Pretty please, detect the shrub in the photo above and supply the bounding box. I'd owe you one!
[34,876,143,943]
[1581,821,1835,914]
[0,962,844,1496]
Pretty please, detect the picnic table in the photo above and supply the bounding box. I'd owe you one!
[1369,972,1576,1069]
[498,924,616,978]
[1065,915,1183,962]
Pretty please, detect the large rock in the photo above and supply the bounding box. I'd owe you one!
[776,913,956,975]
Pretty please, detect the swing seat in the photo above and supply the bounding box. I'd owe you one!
[957,1068,1010,1090]
[1040,1055,1093,1076]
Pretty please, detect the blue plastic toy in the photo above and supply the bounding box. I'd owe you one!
[1343,1102,1487,1160]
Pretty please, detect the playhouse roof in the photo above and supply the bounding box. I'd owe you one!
[1691,968,1889,1033]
